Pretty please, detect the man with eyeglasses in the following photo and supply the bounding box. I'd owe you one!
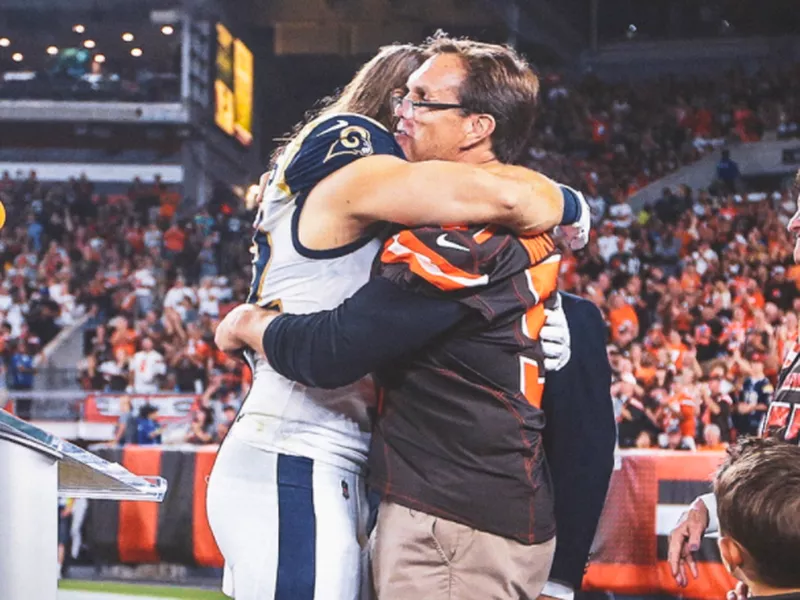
[217,35,615,599]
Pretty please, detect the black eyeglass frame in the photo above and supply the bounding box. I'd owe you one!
[390,93,466,116]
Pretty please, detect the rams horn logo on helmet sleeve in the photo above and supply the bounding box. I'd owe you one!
[324,126,374,163]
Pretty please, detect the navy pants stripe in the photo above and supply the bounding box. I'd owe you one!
[275,454,317,600]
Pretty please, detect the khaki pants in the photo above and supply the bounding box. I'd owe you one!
[370,500,555,600]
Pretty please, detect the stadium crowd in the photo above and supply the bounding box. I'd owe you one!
[561,183,800,450]
[528,65,800,198]
[0,168,253,441]
[2,65,800,449]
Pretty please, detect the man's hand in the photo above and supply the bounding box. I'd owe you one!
[727,581,749,600]
[541,294,571,372]
[667,497,710,587]
[554,185,591,250]
[215,304,279,356]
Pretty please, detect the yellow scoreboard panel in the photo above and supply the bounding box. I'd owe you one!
[233,38,253,146]
[215,22,253,146]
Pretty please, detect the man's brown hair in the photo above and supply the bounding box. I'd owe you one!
[714,437,800,587]
[422,33,539,165]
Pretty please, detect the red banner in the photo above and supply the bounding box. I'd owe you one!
[584,450,736,598]
[83,394,200,424]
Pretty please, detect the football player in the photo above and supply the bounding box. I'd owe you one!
[207,41,589,600]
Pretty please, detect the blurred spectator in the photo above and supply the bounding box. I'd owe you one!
[135,404,163,445]
[8,339,35,419]
[216,404,237,441]
[734,358,773,437]
[114,396,137,446]
[699,373,734,442]
[97,348,129,392]
[184,407,216,445]
[661,423,693,451]
[57,497,74,579]
[699,423,727,451]
[129,337,166,393]
[714,149,741,194]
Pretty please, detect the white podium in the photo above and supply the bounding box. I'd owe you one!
[0,409,167,600]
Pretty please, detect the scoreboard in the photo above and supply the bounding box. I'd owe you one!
[214,23,253,146]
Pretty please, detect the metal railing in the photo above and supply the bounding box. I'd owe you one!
[2,389,86,421]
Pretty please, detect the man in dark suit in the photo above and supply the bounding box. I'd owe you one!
[539,292,616,599]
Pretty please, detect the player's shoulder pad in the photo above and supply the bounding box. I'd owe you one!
[284,113,403,194]
[378,226,556,293]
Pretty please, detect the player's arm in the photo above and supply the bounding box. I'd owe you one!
[286,116,585,237]
[214,278,470,389]
[312,153,574,234]
[215,228,554,388]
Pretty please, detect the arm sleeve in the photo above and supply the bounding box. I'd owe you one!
[699,493,719,533]
[263,277,471,389]
[558,185,582,225]
[542,293,616,590]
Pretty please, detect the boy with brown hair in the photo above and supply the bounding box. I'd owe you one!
[714,437,800,599]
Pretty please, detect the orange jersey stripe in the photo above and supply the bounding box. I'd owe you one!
[472,226,497,244]
[519,234,556,264]
[525,258,560,303]
[381,230,488,292]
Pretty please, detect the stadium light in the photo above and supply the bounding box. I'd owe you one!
[161,25,174,36]
[131,48,143,57]
[46,46,58,56]
[73,24,85,34]
[0,38,10,48]
[12,52,22,62]
[122,32,134,42]
[83,39,96,49]
[94,54,106,63]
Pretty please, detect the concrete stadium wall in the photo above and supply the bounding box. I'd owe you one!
[628,138,800,212]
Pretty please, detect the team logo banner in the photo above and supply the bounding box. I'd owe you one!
[83,394,200,424]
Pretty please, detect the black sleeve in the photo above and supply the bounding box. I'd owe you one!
[263,277,471,389]
[542,292,616,590]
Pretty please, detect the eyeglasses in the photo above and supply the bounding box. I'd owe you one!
[390,93,465,118]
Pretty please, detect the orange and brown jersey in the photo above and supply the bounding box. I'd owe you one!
[368,225,561,544]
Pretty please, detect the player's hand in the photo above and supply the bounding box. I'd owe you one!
[215,304,280,357]
[727,581,749,600]
[667,497,710,587]
[553,185,591,250]
[215,304,260,353]
[541,294,571,372]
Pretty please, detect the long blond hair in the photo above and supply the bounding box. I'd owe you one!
[270,43,424,166]
[320,43,424,127]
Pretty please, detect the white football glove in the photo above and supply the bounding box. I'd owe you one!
[554,185,591,251]
[541,293,571,372]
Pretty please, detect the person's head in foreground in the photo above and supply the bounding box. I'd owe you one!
[714,437,800,595]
